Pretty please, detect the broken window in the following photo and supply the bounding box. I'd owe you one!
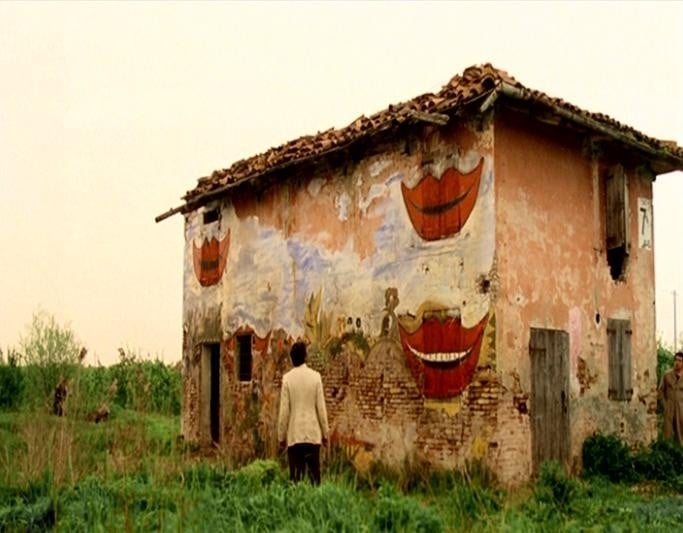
[237,334,253,382]
[607,319,632,401]
[203,208,220,225]
[605,165,629,280]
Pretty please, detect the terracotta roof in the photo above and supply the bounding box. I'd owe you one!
[172,64,683,216]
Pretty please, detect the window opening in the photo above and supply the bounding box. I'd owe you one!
[605,165,629,280]
[237,334,253,382]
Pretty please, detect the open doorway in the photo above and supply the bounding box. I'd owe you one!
[200,343,221,444]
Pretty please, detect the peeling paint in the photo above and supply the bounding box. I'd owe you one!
[179,107,657,485]
[495,108,656,476]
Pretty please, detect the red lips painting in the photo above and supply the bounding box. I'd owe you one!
[401,158,484,241]
[398,310,488,398]
[192,230,231,287]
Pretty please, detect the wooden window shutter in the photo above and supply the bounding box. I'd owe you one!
[605,165,629,251]
[607,318,632,401]
[622,322,633,399]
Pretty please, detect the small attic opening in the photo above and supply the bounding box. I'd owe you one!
[203,208,219,225]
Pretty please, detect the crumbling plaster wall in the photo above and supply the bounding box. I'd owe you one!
[494,108,657,473]
[181,113,535,483]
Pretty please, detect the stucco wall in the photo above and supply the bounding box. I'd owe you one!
[494,108,657,474]
[180,106,657,484]
[180,114,533,478]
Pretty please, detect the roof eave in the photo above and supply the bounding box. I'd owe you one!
[155,110,455,223]
[498,81,683,175]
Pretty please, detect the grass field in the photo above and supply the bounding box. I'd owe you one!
[1,337,682,531]
[1,409,683,532]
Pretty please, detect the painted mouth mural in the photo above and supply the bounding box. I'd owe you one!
[398,305,488,398]
[192,230,231,287]
[401,158,484,241]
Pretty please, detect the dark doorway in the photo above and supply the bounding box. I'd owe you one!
[209,343,220,443]
[201,343,221,444]
[237,334,253,382]
[529,328,570,474]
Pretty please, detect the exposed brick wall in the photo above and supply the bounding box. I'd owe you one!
[201,335,532,483]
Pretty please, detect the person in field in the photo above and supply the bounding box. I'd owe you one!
[53,376,68,416]
[277,341,329,484]
[659,351,683,445]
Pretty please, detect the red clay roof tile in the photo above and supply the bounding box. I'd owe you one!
[183,63,683,204]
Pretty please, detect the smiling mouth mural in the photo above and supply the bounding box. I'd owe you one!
[398,304,489,398]
[192,230,231,287]
[400,158,484,241]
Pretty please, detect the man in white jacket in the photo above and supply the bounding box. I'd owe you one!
[277,341,329,484]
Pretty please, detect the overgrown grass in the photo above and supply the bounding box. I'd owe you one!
[1,412,682,532]
[583,432,683,490]
[0,357,181,416]
[3,323,681,530]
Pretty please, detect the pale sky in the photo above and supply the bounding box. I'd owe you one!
[1,1,681,365]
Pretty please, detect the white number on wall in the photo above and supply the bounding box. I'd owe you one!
[638,198,653,250]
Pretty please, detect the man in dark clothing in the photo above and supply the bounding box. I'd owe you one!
[659,351,683,444]
[53,376,68,416]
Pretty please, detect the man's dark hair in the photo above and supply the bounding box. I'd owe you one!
[290,342,307,367]
[675,351,683,361]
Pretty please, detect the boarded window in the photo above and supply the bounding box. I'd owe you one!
[607,319,633,401]
[237,334,253,382]
[605,165,629,280]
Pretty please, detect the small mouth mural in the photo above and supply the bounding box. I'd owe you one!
[400,158,484,241]
[398,305,488,398]
[192,230,231,287]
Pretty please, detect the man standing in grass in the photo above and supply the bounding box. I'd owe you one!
[278,341,329,484]
[659,351,683,445]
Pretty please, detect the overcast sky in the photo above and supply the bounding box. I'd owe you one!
[1,1,681,365]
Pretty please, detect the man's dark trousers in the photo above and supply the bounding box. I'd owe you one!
[287,443,321,485]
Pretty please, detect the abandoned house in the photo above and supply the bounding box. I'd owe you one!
[157,64,683,484]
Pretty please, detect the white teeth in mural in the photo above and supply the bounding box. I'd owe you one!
[407,345,471,364]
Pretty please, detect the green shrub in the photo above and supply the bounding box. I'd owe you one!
[0,349,24,410]
[236,459,282,486]
[373,485,443,533]
[0,495,55,531]
[534,461,580,512]
[108,350,181,415]
[71,364,116,415]
[582,433,638,483]
[657,343,674,386]
[19,311,82,410]
[633,438,683,483]
[583,432,683,489]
